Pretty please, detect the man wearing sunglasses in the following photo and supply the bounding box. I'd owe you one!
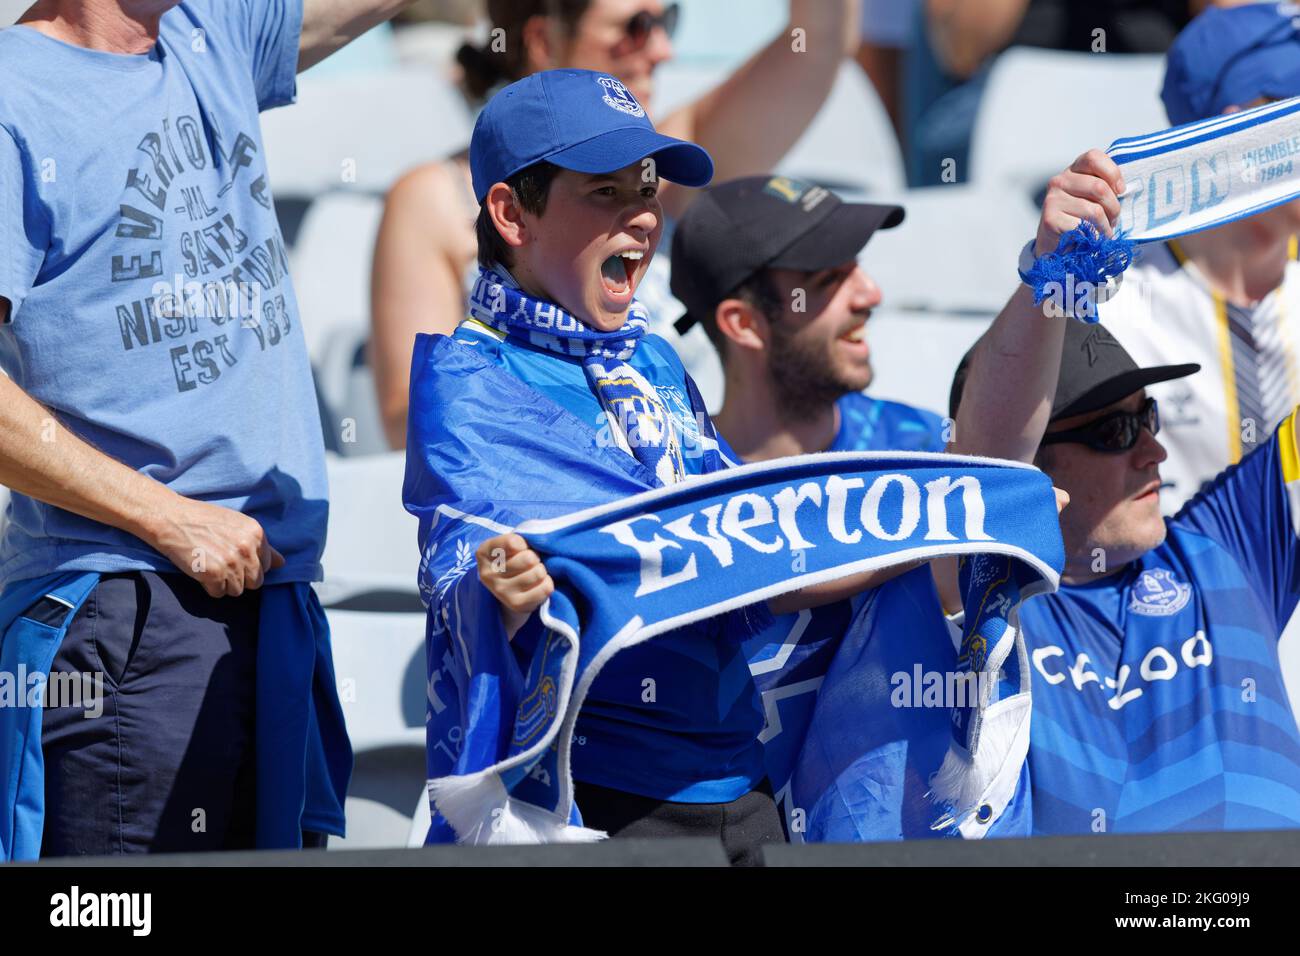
[940,146,1300,835]
[791,146,1300,840]
[1100,2,1300,513]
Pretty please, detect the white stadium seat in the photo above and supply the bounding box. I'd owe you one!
[316,449,429,849]
[288,192,390,456]
[864,184,1038,314]
[776,62,907,197]
[858,306,989,419]
[969,48,1167,203]
[260,66,472,197]
[291,192,385,365]
[317,451,421,607]
[324,607,427,849]
[317,453,426,849]
[327,609,425,755]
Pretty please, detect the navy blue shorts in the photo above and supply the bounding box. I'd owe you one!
[37,570,325,856]
[573,778,785,867]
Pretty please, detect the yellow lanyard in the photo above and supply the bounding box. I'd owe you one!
[1168,235,1300,464]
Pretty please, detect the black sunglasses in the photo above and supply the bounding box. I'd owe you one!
[624,3,680,49]
[1041,397,1160,454]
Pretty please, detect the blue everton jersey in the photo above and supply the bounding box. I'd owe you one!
[828,392,947,454]
[744,392,946,827]
[1022,407,1300,834]
[791,407,1300,840]
[789,565,1033,841]
[453,320,767,802]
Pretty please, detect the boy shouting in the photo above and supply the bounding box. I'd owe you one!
[404,69,898,863]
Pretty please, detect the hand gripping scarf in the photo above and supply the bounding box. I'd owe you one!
[1021,95,1300,317]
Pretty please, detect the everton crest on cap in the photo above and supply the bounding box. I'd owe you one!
[469,69,713,202]
[597,75,645,117]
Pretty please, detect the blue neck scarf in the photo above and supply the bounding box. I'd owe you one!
[467,267,688,486]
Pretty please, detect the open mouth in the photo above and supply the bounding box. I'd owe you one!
[838,321,868,345]
[600,249,644,297]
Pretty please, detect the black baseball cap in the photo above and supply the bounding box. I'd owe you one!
[670,175,903,333]
[949,322,1200,423]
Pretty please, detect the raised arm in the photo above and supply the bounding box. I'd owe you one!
[926,148,1123,610]
[948,149,1125,463]
[298,0,415,72]
[656,0,858,218]
[924,0,1029,79]
[370,163,473,449]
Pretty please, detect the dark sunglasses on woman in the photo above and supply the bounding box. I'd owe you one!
[624,3,680,50]
[1040,397,1160,454]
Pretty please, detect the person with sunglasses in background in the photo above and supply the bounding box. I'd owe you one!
[1100,2,1300,514]
[943,153,1300,836]
[791,148,1300,840]
[369,0,860,449]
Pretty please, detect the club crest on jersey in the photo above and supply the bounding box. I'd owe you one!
[1129,568,1192,617]
[598,76,644,117]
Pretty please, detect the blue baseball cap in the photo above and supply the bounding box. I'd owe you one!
[469,69,714,203]
[1162,2,1300,126]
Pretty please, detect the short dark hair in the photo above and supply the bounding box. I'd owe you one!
[455,0,592,101]
[475,161,561,270]
[697,268,785,363]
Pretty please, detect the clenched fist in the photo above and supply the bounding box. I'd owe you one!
[477,532,554,640]
[1036,148,1126,257]
[148,494,284,598]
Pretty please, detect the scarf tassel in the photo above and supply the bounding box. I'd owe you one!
[428,770,607,845]
[1019,222,1135,322]
[929,692,1032,835]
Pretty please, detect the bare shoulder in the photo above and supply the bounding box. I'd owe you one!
[386,161,460,217]
[381,158,477,260]
[390,156,478,212]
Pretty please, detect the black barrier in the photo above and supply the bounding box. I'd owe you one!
[10,832,1300,874]
[16,837,730,868]
[3,834,1288,939]
[11,829,1300,868]
[762,829,1300,866]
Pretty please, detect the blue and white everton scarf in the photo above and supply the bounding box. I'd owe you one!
[467,267,688,486]
[416,449,1064,844]
[1022,95,1300,314]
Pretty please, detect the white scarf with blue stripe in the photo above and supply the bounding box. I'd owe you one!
[1021,95,1300,311]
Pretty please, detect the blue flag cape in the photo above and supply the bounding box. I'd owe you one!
[0,572,351,859]
[789,565,1037,841]
[405,334,1065,843]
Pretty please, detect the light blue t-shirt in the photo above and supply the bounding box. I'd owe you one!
[0,1,327,587]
